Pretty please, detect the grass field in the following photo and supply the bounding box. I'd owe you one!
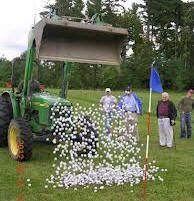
[0,89,194,201]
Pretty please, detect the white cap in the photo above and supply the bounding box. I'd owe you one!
[105,88,111,92]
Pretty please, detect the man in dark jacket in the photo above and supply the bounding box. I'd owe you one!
[156,92,177,147]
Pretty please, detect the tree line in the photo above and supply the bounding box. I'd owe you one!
[0,0,194,90]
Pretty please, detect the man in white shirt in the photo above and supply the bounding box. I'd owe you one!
[100,88,117,138]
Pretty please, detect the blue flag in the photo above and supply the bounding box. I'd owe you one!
[149,67,163,93]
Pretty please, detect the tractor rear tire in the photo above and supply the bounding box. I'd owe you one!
[8,118,33,161]
[0,96,13,147]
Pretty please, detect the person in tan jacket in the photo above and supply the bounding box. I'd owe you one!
[178,89,194,138]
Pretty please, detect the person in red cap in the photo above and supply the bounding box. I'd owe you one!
[178,89,194,138]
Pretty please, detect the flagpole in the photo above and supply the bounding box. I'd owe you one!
[143,78,153,200]
[148,87,152,114]
[143,64,163,199]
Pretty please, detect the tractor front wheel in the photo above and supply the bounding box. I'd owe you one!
[8,118,33,161]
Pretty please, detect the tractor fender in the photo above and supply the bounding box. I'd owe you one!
[2,91,20,118]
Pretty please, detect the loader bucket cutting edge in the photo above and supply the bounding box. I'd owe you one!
[33,18,128,65]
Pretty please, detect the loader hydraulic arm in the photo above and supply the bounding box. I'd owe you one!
[61,62,72,99]
[20,31,36,116]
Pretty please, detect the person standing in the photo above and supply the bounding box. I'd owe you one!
[178,89,194,138]
[156,92,177,148]
[117,86,142,141]
[100,88,117,138]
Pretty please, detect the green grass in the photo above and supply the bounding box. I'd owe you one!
[0,89,194,201]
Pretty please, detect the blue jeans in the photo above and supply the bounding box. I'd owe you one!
[105,112,113,136]
[180,113,192,138]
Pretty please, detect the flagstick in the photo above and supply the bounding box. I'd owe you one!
[148,88,152,114]
[143,87,152,200]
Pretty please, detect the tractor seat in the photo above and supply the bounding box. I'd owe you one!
[17,79,41,95]
[29,79,41,94]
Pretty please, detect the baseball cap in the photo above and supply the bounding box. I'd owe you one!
[188,89,194,94]
[125,86,131,91]
[105,88,111,92]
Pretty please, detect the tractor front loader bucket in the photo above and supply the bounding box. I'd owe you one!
[33,18,128,65]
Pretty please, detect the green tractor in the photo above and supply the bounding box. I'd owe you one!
[0,13,128,161]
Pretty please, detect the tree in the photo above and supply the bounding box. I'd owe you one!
[50,0,84,17]
[102,0,126,26]
[86,0,103,18]
[0,57,11,87]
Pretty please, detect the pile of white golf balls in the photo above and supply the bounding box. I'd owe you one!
[45,103,166,191]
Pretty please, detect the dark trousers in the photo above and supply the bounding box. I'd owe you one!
[180,113,192,138]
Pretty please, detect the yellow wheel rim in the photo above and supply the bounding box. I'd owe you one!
[9,126,19,156]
